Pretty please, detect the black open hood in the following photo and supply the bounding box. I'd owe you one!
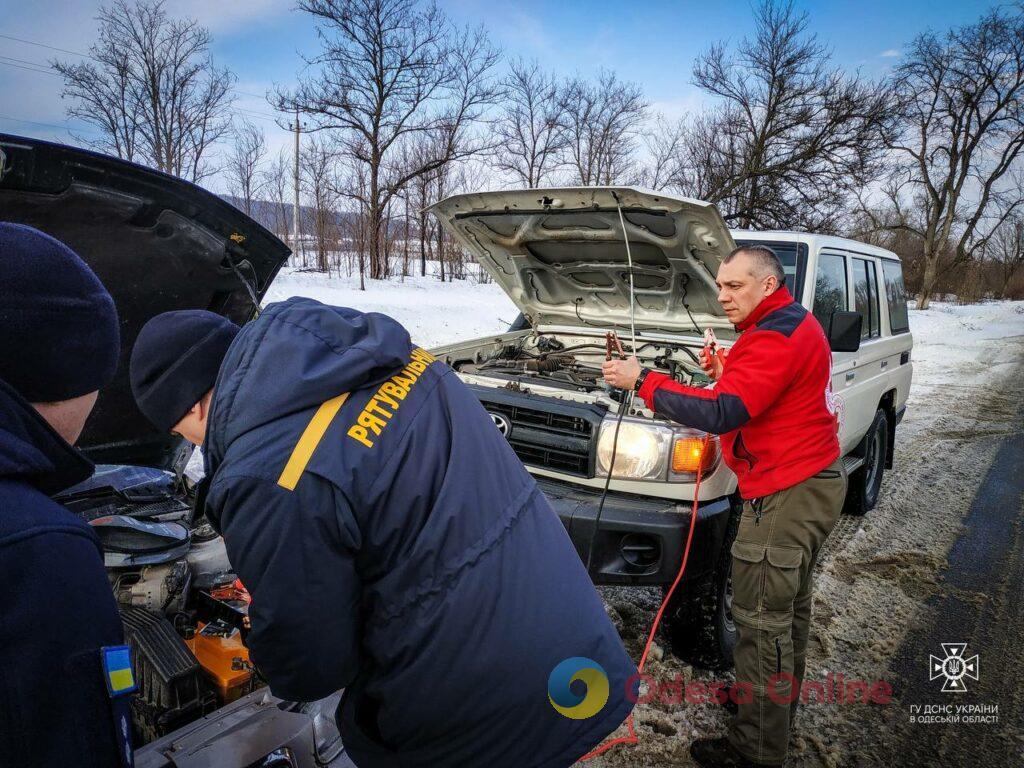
[0,134,291,469]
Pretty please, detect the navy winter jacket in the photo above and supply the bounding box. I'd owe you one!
[0,378,131,767]
[203,297,636,768]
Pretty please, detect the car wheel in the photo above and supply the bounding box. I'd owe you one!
[662,499,740,671]
[843,409,888,516]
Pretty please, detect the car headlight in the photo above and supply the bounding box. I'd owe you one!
[596,417,718,482]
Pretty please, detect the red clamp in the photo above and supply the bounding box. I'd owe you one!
[703,328,727,367]
[605,331,626,361]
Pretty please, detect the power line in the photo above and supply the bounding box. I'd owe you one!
[0,56,61,77]
[0,31,281,109]
[0,60,59,77]
[0,58,282,123]
[0,114,101,136]
[0,33,86,58]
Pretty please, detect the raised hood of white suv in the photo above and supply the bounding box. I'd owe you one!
[431,187,736,333]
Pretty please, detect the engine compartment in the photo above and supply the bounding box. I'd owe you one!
[55,465,261,744]
[445,329,713,397]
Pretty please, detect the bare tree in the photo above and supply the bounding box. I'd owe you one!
[301,134,340,273]
[680,0,897,231]
[226,120,267,216]
[395,129,446,278]
[492,58,565,187]
[283,0,499,280]
[989,214,1024,299]
[54,0,235,182]
[560,69,648,185]
[640,114,687,191]
[674,109,740,202]
[262,147,292,242]
[863,7,1024,308]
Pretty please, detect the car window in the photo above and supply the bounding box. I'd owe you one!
[881,259,910,333]
[733,239,807,300]
[852,257,881,339]
[811,252,848,332]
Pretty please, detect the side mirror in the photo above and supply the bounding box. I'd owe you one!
[828,311,862,352]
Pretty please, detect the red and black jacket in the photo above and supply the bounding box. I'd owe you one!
[637,286,840,499]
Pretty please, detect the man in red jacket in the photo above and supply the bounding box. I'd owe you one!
[603,245,848,767]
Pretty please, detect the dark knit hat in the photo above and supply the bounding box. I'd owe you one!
[0,222,120,402]
[130,311,240,432]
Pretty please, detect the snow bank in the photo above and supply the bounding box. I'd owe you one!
[263,266,519,348]
[902,300,1024,440]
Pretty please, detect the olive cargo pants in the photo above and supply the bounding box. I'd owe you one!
[727,459,848,766]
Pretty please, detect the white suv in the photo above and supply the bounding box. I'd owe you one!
[430,187,913,670]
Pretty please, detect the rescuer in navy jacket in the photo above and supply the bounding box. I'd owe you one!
[0,224,132,767]
[129,297,637,768]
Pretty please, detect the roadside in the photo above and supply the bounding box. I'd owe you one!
[263,265,518,348]
[265,272,1023,766]
[588,302,1024,767]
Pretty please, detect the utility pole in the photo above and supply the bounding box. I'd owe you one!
[292,108,302,264]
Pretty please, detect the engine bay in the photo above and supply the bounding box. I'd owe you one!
[446,329,714,395]
[55,465,261,744]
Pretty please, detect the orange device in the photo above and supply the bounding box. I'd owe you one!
[186,619,255,703]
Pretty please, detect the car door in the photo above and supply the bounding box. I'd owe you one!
[842,254,892,448]
[879,258,914,415]
[810,249,859,453]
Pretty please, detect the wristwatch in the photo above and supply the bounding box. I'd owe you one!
[634,367,650,393]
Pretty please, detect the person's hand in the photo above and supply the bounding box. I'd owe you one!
[699,346,727,381]
[602,356,641,390]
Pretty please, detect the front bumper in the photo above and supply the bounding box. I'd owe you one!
[536,477,734,587]
[135,689,355,768]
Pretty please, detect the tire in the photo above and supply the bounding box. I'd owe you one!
[662,499,741,671]
[843,409,888,516]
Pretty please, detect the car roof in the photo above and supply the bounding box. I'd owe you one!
[729,229,902,262]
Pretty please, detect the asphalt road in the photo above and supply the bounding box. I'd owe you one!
[856,400,1024,766]
[592,344,1024,768]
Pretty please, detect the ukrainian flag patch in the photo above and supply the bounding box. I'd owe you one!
[101,646,136,698]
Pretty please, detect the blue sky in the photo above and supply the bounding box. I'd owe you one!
[0,0,994,191]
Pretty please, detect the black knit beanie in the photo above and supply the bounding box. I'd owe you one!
[130,310,240,432]
[0,222,120,402]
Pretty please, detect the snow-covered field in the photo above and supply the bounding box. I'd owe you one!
[901,300,1024,440]
[265,267,1024,766]
[265,266,1023,394]
[263,267,518,348]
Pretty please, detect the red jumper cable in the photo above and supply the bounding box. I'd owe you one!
[580,336,719,761]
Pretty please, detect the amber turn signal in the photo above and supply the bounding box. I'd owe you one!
[671,436,715,474]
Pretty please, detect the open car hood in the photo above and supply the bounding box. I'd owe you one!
[430,187,735,334]
[0,134,291,468]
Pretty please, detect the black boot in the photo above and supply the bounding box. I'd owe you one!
[689,736,773,768]
[717,684,739,716]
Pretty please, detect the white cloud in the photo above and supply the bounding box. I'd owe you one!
[879,49,901,58]
[649,91,713,122]
[164,0,290,34]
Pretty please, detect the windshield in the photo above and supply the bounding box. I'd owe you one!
[733,239,808,301]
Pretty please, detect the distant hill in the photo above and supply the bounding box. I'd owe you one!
[220,195,361,238]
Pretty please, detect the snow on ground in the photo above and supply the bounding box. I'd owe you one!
[263,266,518,348]
[901,300,1024,441]
[266,264,1024,401]
[593,300,1024,768]
[262,266,1024,766]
